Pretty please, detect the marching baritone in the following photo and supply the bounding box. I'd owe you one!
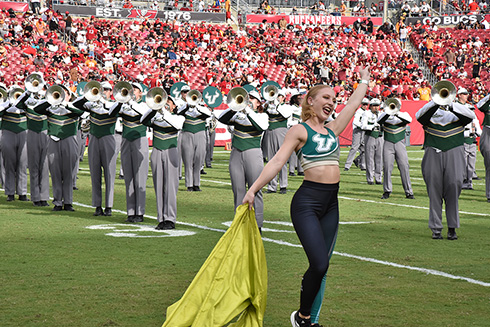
[0,86,30,202]
[218,88,269,229]
[415,81,476,240]
[377,98,414,199]
[110,82,149,223]
[361,98,383,185]
[264,88,293,194]
[476,91,490,201]
[33,85,85,211]
[141,92,185,230]
[344,97,369,171]
[72,81,118,217]
[177,88,212,192]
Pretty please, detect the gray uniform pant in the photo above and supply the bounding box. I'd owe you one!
[345,128,365,170]
[0,130,4,188]
[1,129,28,196]
[121,136,149,216]
[480,126,490,199]
[181,130,206,188]
[88,134,117,208]
[151,147,179,223]
[177,131,183,178]
[364,135,383,184]
[48,135,78,206]
[205,130,216,167]
[115,132,124,177]
[266,127,288,191]
[72,130,83,188]
[462,143,477,188]
[422,146,465,232]
[383,140,413,195]
[288,151,304,174]
[229,147,264,227]
[27,130,50,202]
[261,130,269,160]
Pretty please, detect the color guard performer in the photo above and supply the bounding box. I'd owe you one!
[476,90,490,201]
[110,82,149,223]
[361,98,383,185]
[344,97,368,171]
[218,88,269,229]
[416,81,476,240]
[377,98,414,199]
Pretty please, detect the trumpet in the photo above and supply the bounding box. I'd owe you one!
[46,84,66,106]
[227,87,249,112]
[8,87,24,103]
[83,80,102,102]
[263,84,279,102]
[186,89,202,107]
[431,80,456,106]
[25,73,44,93]
[383,98,401,116]
[146,87,168,111]
[113,81,134,103]
[0,87,7,102]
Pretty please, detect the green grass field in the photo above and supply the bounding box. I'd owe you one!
[1,147,489,327]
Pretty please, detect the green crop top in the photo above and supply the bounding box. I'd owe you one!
[297,122,340,170]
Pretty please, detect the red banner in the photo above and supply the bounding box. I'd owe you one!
[246,14,383,26]
[0,1,28,12]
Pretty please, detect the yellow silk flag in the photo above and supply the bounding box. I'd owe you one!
[162,204,268,327]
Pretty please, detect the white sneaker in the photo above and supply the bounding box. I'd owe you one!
[290,311,311,327]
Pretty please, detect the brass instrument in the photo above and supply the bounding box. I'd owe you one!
[113,81,134,103]
[208,115,218,133]
[146,87,168,111]
[83,81,102,102]
[383,98,401,116]
[25,73,44,93]
[263,84,279,102]
[0,87,7,102]
[226,87,250,112]
[80,118,91,133]
[186,89,202,107]
[8,87,24,103]
[46,85,66,106]
[431,80,456,106]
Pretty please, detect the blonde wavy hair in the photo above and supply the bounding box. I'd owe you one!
[301,85,333,122]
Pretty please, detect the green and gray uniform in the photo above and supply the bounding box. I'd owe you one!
[378,110,414,196]
[416,100,475,234]
[361,110,383,184]
[142,109,185,224]
[288,103,304,175]
[34,99,84,207]
[477,94,490,199]
[0,96,28,197]
[461,103,481,189]
[344,106,366,170]
[218,106,269,227]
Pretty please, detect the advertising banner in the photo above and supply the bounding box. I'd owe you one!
[52,4,226,22]
[405,14,485,26]
[0,1,29,12]
[246,14,383,26]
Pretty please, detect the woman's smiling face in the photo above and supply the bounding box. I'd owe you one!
[308,87,336,121]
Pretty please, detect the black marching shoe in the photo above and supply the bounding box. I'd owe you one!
[297,172,304,176]
[200,169,207,175]
[375,181,382,185]
[156,221,175,230]
[125,215,135,223]
[73,186,78,190]
[432,231,443,240]
[367,181,374,185]
[289,172,296,176]
[187,187,194,192]
[52,205,63,212]
[290,311,311,327]
[447,228,458,240]
[33,201,42,207]
[133,215,144,222]
[40,201,49,207]
[381,192,390,199]
[104,208,112,216]
[64,204,75,211]
[265,189,276,194]
[406,194,415,199]
[94,207,104,216]
[19,195,30,201]
[7,195,15,201]
[279,188,287,194]
[193,186,202,192]
[343,167,349,171]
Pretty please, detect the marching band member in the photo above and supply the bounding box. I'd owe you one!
[218,88,269,229]
[175,86,190,181]
[476,90,490,201]
[205,111,217,169]
[0,86,29,202]
[287,90,304,177]
[416,82,476,240]
[264,89,293,194]
[141,94,185,230]
[457,88,481,190]
[361,98,383,185]
[72,81,118,217]
[110,82,149,223]
[0,85,6,188]
[33,85,85,211]
[377,99,414,199]
[20,75,50,206]
[177,88,212,192]
[344,97,369,171]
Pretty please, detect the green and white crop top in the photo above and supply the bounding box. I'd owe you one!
[297,122,340,170]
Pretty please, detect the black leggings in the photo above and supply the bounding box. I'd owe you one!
[290,180,339,317]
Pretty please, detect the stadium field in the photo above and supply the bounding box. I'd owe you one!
[1,147,489,327]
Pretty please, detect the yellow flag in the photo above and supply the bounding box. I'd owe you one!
[162,205,268,327]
